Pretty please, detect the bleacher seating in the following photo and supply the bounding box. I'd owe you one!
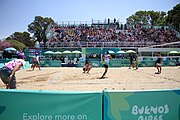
[42,22,180,48]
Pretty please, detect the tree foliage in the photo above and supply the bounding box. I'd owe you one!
[126,10,167,26]
[6,32,34,47]
[167,3,180,31]
[7,40,26,51]
[28,16,55,44]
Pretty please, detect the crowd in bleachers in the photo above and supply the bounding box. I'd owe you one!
[41,24,179,48]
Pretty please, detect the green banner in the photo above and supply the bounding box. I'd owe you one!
[104,89,180,120]
[0,90,102,120]
[85,48,101,55]
[40,60,61,67]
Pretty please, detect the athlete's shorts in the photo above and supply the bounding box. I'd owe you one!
[156,63,161,67]
[33,61,40,66]
[103,64,109,68]
[0,67,16,89]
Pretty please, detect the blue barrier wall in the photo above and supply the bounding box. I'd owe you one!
[0,89,180,120]
[0,90,102,120]
[104,89,180,120]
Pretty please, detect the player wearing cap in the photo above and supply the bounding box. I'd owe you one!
[0,55,25,89]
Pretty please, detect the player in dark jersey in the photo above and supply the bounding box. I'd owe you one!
[155,53,162,74]
[83,58,92,74]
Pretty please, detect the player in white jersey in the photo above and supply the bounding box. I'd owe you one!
[99,51,112,79]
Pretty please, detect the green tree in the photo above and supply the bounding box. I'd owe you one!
[126,10,167,26]
[6,32,34,47]
[7,40,26,51]
[151,11,167,26]
[28,16,55,44]
[167,4,180,31]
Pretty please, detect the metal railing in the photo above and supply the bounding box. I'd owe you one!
[57,21,92,27]
[40,41,162,48]
[40,41,180,48]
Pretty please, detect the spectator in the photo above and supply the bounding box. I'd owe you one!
[44,23,179,48]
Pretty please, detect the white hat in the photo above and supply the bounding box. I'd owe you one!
[16,59,26,66]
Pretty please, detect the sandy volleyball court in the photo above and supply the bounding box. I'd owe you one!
[0,67,180,91]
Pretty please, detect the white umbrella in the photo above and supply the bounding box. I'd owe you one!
[72,50,82,54]
[108,50,115,54]
[4,47,16,51]
[126,50,136,54]
[169,51,179,54]
[116,50,126,54]
[4,47,17,53]
[54,51,62,55]
[44,51,54,54]
[62,50,71,54]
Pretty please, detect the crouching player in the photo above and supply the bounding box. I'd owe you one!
[83,59,92,74]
